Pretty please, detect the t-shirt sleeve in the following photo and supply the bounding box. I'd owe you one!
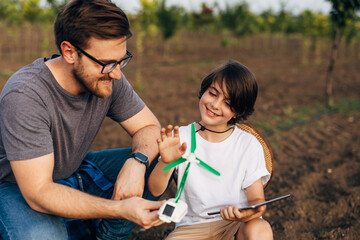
[0,90,53,161]
[242,137,271,189]
[107,73,145,122]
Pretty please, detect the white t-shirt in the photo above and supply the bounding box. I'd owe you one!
[175,123,271,228]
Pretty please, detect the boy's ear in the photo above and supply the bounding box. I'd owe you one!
[233,113,241,120]
[60,41,77,64]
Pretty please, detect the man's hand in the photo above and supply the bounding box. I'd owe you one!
[121,197,165,229]
[112,158,146,200]
[158,125,187,163]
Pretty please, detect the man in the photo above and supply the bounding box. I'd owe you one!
[0,0,165,239]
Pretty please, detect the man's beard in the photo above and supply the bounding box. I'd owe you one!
[72,65,113,98]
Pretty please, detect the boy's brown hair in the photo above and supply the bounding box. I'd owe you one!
[199,60,258,125]
[54,0,132,53]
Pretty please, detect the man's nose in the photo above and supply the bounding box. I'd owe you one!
[108,64,122,80]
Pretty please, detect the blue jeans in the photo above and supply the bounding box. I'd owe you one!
[0,148,160,240]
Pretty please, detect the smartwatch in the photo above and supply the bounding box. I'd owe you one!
[128,152,149,167]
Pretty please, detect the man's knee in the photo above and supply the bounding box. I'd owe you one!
[1,216,68,240]
[0,183,68,240]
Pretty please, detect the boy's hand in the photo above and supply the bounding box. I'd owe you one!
[220,205,266,222]
[157,125,187,163]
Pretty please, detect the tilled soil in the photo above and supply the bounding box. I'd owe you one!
[88,34,360,240]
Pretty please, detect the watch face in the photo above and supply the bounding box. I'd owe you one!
[130,152,148,166]
[134,152,148,161]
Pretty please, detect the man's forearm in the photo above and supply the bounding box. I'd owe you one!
[131,124,161,163]
[26,181,165,229]
[30,182,123,219]
[113,107,161,199]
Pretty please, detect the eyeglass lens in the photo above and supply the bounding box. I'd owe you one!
[102,56,131,74]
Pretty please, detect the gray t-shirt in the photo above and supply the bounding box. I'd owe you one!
[0,56,145,183]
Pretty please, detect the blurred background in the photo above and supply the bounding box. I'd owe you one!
[0,0,359,239]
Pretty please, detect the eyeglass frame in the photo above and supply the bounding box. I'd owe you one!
[71,43,133,74]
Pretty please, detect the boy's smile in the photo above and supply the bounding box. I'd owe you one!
[199,79,235,131]
[205,107,221,117]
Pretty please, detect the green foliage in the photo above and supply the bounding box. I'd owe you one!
[258,9,276,33]
[254,98,360,135]
[21,0,43,23]
[297,10,331,39]
[46,0,69,11]
[137,0,159,31]
[0,71,12,80]
[0,0,359,43]
[190,3,216,31]
[0,0,64,25]
[326,0,360,29]
[332,98,360,113]
[272,4,293,33]
[325,0,360,43]
[45,0,70,20]
[343,19,360,43]
[218,2,258,36]
[0,0,24,24]
[221,37,232,47]
[155,0,183,40]
[258,8,297,34]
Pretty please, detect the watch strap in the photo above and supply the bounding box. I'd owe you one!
[128,152,149,167]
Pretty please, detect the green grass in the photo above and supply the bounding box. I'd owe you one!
[0,71,12,88]
[0,71,12,80]
[254,98,359,136]
[332,98,360,113]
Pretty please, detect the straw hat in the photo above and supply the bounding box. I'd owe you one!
[237,123,274,189]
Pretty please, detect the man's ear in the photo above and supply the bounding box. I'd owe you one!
[60,41,77,64]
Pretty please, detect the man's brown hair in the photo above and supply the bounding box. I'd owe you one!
[54,0,132,53]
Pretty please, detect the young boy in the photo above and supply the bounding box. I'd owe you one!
[148,60,273,239]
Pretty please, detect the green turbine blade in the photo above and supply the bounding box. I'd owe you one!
[175,162,191,203]
[196,157,220,176]
[190,122,196,153]
[162,157,187,171]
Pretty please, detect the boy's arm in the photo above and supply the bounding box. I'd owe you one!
[148,158,175,197]
[148,125,187,197]
[221,178,266,222]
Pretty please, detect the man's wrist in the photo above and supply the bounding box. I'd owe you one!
[127,152,149,168]
[127,158,147,171]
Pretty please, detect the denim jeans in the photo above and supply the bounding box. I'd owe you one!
[0,148,161,240]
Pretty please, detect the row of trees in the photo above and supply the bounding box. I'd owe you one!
[1,0,359,107]
[1,0,359,42]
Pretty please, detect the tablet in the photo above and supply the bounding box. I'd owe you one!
[207,194,291,215]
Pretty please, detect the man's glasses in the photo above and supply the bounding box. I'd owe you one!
[72,43,133,74]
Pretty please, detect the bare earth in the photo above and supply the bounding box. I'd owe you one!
[88,34,360,240]
[3,33,358,240]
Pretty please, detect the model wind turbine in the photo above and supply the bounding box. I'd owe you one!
[158,123,220,223]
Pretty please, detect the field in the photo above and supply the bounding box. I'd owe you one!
[1,29,359,239]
